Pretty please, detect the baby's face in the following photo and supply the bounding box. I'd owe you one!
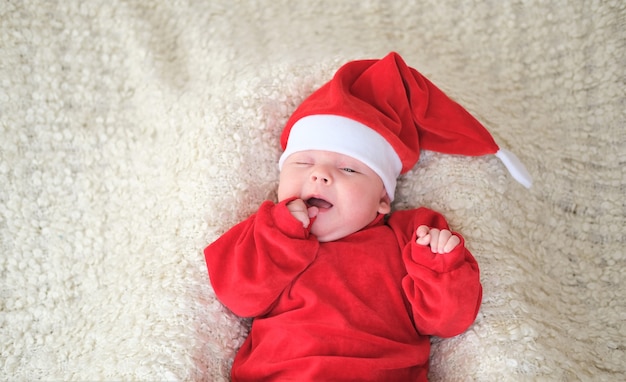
[277,150,391,242]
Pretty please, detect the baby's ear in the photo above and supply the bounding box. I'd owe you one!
[377,191,392,215]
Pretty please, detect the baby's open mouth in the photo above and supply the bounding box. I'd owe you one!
[306,197,333,209]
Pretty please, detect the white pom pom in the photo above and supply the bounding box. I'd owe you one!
[495,148,533,188]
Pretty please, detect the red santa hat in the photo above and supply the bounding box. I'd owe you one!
[279,52,532,200]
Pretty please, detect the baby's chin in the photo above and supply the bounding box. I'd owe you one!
[310,222,360,243]
[313,231,348,243]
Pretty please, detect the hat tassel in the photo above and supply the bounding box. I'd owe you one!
[495,148,533,188]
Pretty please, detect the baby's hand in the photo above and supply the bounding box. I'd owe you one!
[415,225,460,254]
[286,199,318,228]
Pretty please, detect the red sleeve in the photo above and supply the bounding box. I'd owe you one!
[204,199,319,318]
[387,208,482,338]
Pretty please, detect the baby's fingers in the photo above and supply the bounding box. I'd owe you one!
[415,225,431,245]
[428,229,440,252]
[442,235,461,253]
[436,230,460,253]
[287,199,311,228]
[416,226,461,253]
[416,225,430,238]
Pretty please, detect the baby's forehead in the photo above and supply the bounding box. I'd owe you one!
[286,150,370,166]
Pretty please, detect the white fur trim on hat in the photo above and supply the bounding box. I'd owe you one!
[278,115,403,200]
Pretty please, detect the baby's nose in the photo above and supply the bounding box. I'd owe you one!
[312,174,329,183]
[311,167,332,184]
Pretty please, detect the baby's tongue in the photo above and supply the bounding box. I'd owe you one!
[306,197,333,209]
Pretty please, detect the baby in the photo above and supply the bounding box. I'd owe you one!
[205,52,531,381]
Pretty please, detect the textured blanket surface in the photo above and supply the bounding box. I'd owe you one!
[1,1,624,380]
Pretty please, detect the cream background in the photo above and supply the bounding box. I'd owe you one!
[1,1,624,380]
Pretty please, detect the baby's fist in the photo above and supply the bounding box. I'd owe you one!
[416,225,460,254]
[286,199,318,228]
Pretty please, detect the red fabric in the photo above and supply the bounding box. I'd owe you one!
[280,52,499,174]
[205,200,482,381]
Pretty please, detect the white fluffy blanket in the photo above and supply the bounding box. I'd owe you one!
[1,1,624,380]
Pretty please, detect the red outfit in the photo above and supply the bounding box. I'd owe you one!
[205,199,482,381]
